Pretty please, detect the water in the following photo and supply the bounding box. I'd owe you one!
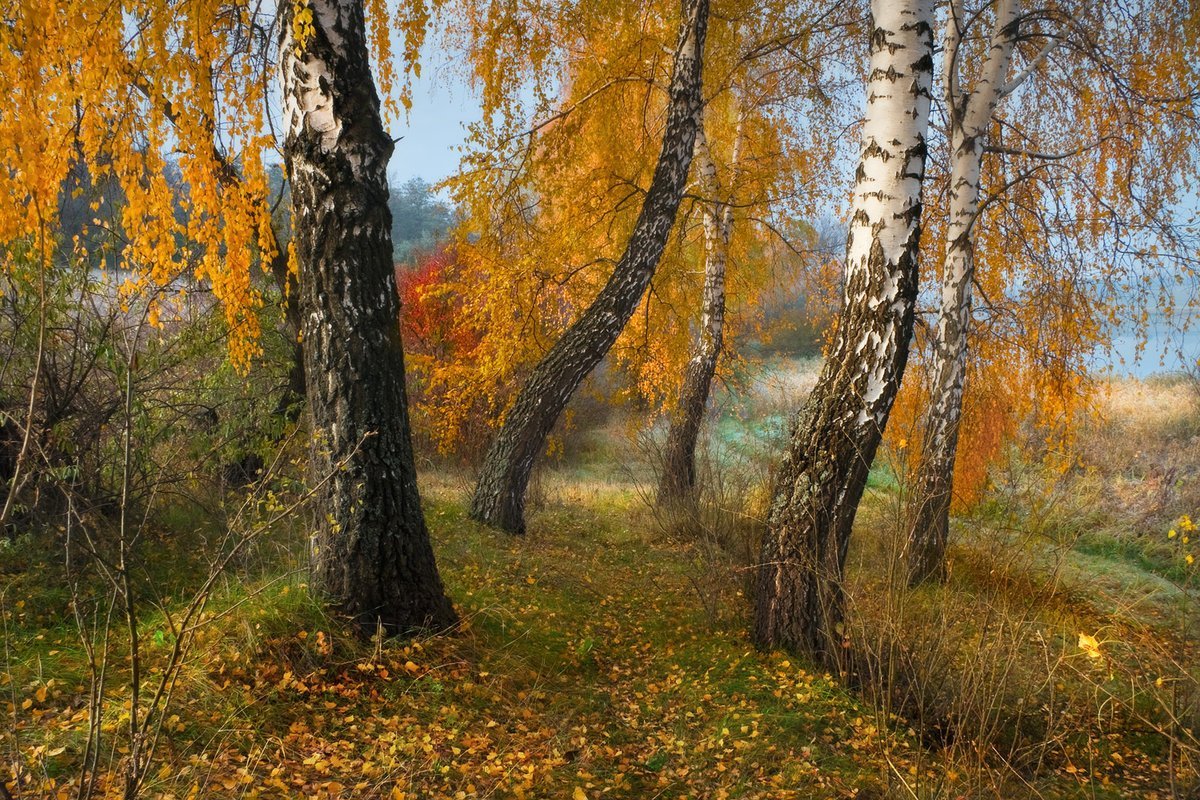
[1100,322,1199,378]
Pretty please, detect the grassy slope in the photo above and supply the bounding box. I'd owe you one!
[4,480,906,799]
[2,375,1198,799]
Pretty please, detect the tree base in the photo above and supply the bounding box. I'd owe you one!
[469,476,528,535]
[906,499,950,587]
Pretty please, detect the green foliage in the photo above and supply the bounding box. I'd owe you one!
[390,178,457,262]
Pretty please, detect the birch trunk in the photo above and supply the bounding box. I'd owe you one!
[753,0,934,663]
[470,0,709,533]
[907,0,1020,585]
[280,0,455,633]
[657,110,742,505]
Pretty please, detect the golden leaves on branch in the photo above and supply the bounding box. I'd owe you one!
[0,0,276,369]
[291,0,316,57]
[408,0,849,453]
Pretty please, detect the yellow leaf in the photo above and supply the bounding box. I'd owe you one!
[573,789,588,800]
[1078,632,1102,659]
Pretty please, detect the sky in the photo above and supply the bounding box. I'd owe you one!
[387,57,484,189]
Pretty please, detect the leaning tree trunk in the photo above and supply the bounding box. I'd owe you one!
[752,0,934,665]
[907,0,1020,585]
[469,0,709,534]
[280,0,455,633]
[657,110,742,505]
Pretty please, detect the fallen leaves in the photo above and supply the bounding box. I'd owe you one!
[2,489,1192,798]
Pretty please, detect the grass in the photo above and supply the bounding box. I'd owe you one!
[2,373,1198,798]
[1,470,1193,798]
[4,480,903,799]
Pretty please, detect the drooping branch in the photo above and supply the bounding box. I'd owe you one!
[127,66,305,417]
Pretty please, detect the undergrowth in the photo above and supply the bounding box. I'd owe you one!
[2,374,1198,798]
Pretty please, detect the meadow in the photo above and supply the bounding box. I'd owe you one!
[3,356,1196,799]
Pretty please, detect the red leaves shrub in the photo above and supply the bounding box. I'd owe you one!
[396,246,480,362]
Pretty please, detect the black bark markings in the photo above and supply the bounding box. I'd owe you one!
[469,0,711,534]
[752,3,934,665]
[281,0,455,634]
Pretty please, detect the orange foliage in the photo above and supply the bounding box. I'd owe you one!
[0,0,432,369]
[398,247,482,359]
[396,248,499,454]
[888,1,1199,510]
[0,0,284,367]
[423,0,857,452]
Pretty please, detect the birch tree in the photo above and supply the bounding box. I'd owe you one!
[468,0,710,533]
[0,0,460,632]
[657,104,745,505]
[753,0,934,661]
[905,0,1022,584]
[904,0,1200,585]
[280,0,457,631]
[422,0,851,473]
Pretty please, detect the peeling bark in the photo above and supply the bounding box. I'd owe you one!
[907,0,1020,586]
[657,108,742,505]
[280,0,455,633]
[753,0,934,665]
[469,0,709,534]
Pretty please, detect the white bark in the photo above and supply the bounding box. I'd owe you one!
[754,0,935,658]
[933,0,1020,410]
[846,1,934,273]
[846,0,935,428]
[693,107,742,356]
[908,0,1023,584]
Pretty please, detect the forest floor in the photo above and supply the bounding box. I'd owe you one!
[2,369,1199,799]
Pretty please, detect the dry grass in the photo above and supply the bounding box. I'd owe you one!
[1078,376,1200,528]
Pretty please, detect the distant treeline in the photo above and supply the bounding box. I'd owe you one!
[58,160,456,272]
[266,168,455,264]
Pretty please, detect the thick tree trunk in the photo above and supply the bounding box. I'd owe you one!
[657,112,741,505]
[753,0,934,665]
[907,0,1020,586]
[469,0,709,533]
[280,0,455,633]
